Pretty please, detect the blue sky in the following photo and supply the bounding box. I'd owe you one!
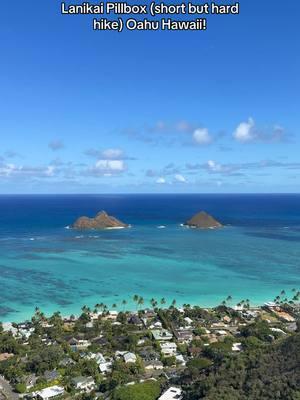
[0,0,299,193]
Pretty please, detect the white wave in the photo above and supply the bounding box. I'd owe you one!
[106,226,125,230]
[157,225,166,229]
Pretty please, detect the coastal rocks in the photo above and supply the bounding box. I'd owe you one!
[184,211,222,229]
[72,211,128,230]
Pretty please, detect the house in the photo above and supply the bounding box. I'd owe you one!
[124,352,137,363]
[144,360,164,370]
[151,329,173,341]
[43,370,59,382]
[160,342,177,357]
[2,322,18,336]
[103,310,118,320]
[139,348,160,362]
[72,376,96,392]
[128,315,143,327]
[174,329,193,343]
[116,351,137,363]
[68,338,91,351]
[59,357,75,367]
[86,352,106,364]
[158,387,183,400]
[87,352,113,373]
[34,385,64,400]
[99,359,113,373]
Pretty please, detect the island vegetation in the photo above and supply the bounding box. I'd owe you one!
[72,211,128,230]
[184,211,223,229]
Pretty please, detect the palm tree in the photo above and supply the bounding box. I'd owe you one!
[112,303,117,309]
[150,298,157,309]
[171,299,177,307]
[133,294,139,311]
[226,295,232,302]
[81,305,88,313]
[160,298,166,307]
[122,299,127,312]
[280,290,286,296]
[138,296,144,310]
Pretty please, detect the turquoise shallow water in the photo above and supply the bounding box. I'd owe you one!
[1,194,300,322]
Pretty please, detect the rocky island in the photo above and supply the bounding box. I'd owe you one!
[184,211,223,229]
[72,211,128,230]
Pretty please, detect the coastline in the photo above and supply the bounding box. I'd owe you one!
[1,294,294,324]
[1,194,300,325]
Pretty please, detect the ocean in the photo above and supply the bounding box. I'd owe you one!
[1,194,300,322]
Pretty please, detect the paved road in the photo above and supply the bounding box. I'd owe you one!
[0,377,19,400]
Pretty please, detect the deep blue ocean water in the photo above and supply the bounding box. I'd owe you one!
[1,194,300,322]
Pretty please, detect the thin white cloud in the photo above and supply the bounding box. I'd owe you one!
[93,159,126,176]
[85,148,135,160]
[174,174,187,183]
[207,160,223,172]
[193,128,212,145]
[156,177,166,184]
[101,148,124,159]
[233,118,256,142]
[0,163,58,179]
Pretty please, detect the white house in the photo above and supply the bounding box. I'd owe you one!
[158,387,183,400]
[34,386,64,400]
[116,351,137,363]
[151,329,173,341]
[99,359,113,373]
[124,352,137,363]
[160,342,177,357]
[72,376,96,392]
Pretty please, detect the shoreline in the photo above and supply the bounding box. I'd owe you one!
[0,297,290,325]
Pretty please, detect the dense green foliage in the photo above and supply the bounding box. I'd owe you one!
[113,381,161,400]
[184,333,300,400]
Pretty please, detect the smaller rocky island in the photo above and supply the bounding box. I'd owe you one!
[184,211,223,229]
[72,211,128,230]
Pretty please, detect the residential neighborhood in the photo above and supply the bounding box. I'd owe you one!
[0,293,300,399]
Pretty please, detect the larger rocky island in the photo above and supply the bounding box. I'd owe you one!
[72,211,128,230]
[184,211,223,229]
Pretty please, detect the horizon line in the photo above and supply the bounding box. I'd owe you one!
[0,192,300,196]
